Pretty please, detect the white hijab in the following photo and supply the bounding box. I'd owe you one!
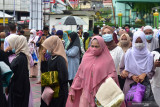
[125,31,154,75]
[28,29,38,43]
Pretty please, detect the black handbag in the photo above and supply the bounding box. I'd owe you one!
[130,76,155,101]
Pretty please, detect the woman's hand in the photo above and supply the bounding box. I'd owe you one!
[31,40,35,44]
[4,46,12,52]
[138,73,146,83]
[69,95,75,103]
[120,70,129,78]
[154,59,160,67]
[132,75,139,83]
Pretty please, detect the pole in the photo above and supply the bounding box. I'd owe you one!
[44,2,46,27]
[3,0,5,27]
[111,0,116,25]
[37,0,38,30]
[14,0,16,21]
[74,0,75,9]
[41,0,43,30]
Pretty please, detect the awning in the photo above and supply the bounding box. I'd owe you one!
[116,0,160,3]
[0,11,13,18]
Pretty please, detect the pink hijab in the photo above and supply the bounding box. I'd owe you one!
[38,30,43,37]
[66,36,119,107]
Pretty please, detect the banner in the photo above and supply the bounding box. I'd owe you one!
[0,19,8,24]
[50,0,55,3]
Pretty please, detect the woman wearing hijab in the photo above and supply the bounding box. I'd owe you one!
[38,30,43,37]
[66,32,81,86]
[0,70,7,107]
[118,33,131,53]
[102,26,124,90]
[63,32,70,49]
[66,36,120,107]
[83,32,90,51]
[120,31,155,102]
[28,29,39,78]
[150,35,160,106]
[41,36,68,107]
[0,39,10,107]
[7,35,31,107]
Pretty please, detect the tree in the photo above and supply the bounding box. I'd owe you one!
[133,2,159,21]
[133,2,159,13]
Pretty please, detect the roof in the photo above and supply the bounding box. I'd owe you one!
[0,11,13,18]
[116,0,160,3]
[45,10,95,17]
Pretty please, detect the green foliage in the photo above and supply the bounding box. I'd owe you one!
[94,8,112,23]
[135,19,146,26]
[133,2,158,13]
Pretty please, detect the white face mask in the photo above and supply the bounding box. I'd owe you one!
[135,43,145,50]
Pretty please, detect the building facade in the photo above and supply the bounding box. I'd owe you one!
[0,0,30,21]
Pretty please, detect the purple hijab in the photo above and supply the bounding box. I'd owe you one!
[125,31,153,75]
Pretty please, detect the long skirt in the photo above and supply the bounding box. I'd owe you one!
[30,65,38,77]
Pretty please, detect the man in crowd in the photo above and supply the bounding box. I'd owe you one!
[143,25,159,52]
[51,25,56,35]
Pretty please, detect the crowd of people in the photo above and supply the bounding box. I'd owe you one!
[0,23,160,107]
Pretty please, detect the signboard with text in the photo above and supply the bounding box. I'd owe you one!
[50,0,55,3]
[43,0,50,3]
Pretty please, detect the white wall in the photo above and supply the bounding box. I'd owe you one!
[29,0,43,30]
[49,15,89,33]
[0,0,30,12]
[78,16,89,31]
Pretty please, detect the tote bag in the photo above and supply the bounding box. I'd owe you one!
[95,77,124,107]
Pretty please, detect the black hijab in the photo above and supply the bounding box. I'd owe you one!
[83,32,89,51]
[67,32,81,52]
[0,50,9,107]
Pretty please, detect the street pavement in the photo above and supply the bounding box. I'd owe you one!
[30,77,41,107]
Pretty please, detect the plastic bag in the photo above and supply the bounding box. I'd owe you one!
[141,76,155,101]
[126,83,146,103]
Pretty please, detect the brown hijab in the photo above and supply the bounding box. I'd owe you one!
[7,35,30,68]
[101,26,117,50]
[42,36,68,65]
[118,33,131,53]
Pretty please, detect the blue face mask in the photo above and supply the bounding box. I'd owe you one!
[146,35,153,40]
[47,50,51,55]
[1,38,4,42]
[102,34,113,42]
[12,49,15,53]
